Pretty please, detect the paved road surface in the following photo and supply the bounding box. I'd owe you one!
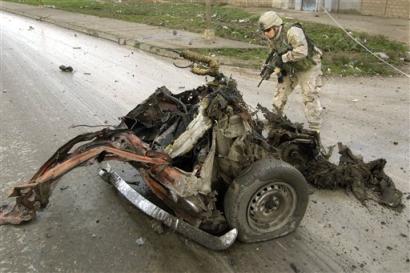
[0,12,409,273]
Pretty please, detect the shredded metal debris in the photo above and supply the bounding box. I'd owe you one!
[59,65,73,72]
[258,104,403,210]
[0,51,403,248]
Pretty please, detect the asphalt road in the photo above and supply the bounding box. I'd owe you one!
[1,12,409,273]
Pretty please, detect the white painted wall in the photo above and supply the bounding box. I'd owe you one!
[323,0,361,12]
[295,0,303,10]
[293,0,361,12]
[272,0,296,8]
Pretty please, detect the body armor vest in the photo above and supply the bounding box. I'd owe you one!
[270,23,318,73]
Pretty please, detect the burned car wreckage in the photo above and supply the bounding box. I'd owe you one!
[0,52,403,250]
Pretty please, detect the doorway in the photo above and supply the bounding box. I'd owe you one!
[302,0,316,11]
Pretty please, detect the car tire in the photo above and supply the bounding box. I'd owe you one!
[224,158,309,243]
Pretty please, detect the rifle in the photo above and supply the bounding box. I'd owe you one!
[257,46,292,87]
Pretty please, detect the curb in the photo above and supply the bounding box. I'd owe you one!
[1,6,133,46]
[1,6,259,70]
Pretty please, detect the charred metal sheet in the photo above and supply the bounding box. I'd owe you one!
[99,169,237,250]
[305,143,403,209]
[258,105,403,209]
[0,129,214,225]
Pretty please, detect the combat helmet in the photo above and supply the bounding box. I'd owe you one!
[258,11,283,31]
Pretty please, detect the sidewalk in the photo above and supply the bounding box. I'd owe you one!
[245,7,409,45]
[0,1,261,54]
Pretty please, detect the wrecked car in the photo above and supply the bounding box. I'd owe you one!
[0,52,402,250]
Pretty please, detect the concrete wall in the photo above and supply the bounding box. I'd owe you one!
[160,0,410,18]
[272,0,283,8]
[215,0,361,11]
[175,0,289,8]
[294,0,359,12]
[230,0,275,7]
[338,0,361,11]
[361,0,410,18]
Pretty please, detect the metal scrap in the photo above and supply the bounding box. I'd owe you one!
[59,65,73,72]
[305,143,403,208]
[0,53,403,235]
[0,129,210,225]
[100,170,237,250]
[258,105,403,210]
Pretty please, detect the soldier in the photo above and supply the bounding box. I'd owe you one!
[258,11,323,133]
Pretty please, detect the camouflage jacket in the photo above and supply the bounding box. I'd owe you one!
[269,23,322,73]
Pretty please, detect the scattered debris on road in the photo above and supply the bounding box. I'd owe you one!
[289,262,300,273]
[59,65,73,72]
[0,51,403,249]
[136,237,145,246]
[118,38,126,45]
[59,186,69,191]
[258,105,403,209]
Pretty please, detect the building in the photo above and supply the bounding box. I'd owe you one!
[186,0,409,19]
[289,0,409,19]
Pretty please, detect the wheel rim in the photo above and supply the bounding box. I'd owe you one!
[247,181,297,232]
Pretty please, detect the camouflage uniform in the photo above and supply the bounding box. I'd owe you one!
[269,24,323,131]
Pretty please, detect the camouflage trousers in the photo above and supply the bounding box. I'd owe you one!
[272,58,323,131]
